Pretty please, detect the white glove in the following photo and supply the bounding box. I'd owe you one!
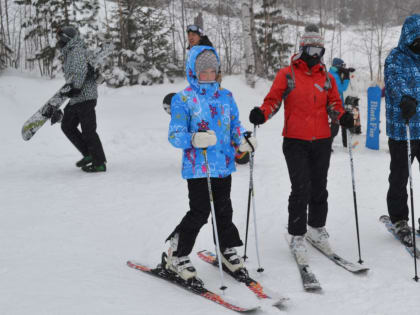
[239,136,257,152]
[192,130,217,148]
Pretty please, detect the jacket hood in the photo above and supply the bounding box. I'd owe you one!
[329,66,339,73]
[186,45,220,92]
[397,14,420,59]
[291,53,326,74]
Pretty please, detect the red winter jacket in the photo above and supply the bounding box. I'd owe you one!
[260,56,344,141]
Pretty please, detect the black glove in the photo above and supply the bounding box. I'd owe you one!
[51,109,63,125]
[41,105,63,124]
[339,112,354,129]
[41,104,55,118]
[399,95,418,121]
[61,83,82,98]
[249,107,266,125]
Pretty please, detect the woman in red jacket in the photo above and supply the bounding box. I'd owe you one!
[249,24,354,261]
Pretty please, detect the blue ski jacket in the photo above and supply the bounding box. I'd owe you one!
[384,14,420,140]
[328,66,349,105]
[168,45,245,179]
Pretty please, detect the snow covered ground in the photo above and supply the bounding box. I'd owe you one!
[1,70,420,315]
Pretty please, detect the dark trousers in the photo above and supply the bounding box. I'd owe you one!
[61,99,106,166]
[387,138,420,223]
[167,175,243,257]
[283,138,332,235]
[330,123,347,147]
[341,126,348,148]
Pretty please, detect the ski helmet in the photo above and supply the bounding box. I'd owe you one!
[56,25,78,48]
[163,93,176,115]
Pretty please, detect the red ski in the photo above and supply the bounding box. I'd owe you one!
[127,254,259,313]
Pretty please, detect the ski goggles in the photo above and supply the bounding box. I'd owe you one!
[187,25,203,36]
[303,46,325,57]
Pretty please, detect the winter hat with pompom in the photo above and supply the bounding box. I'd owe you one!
[300,24,324,47]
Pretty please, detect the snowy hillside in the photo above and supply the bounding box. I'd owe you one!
[1,70,420,315]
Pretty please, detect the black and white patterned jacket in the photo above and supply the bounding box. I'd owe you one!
[60,35,98,105]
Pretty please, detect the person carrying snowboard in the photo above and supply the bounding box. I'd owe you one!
[384,14,420,246]
[249,24,354,261]
[44,25,107,172]
[165,45,257,281]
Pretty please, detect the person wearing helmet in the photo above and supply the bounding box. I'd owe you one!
[329,57,356,148]
[51,25,107,172]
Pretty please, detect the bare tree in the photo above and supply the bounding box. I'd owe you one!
[241,0,255,87]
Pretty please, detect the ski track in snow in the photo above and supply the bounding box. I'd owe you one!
[1,70,420,314]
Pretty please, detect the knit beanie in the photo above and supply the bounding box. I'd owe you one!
[195,50,219,75]
[300,24,324,47]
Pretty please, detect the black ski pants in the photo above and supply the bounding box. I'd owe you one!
[167,175,243,257]
[330,122,347,147]
[387,138,420,223]
[283,137,332,236]
[61,99,106,166]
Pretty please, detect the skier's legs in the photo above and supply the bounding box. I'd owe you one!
[61,104,89,156]
[387,139,409,223]
[212,175,243,250]
[167,178,212,256]
[77,100,106,166]
[283,138,311,236]
[308,138,332,228]
[341,125,348,148]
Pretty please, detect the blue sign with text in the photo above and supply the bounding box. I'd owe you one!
[366,86,381,150]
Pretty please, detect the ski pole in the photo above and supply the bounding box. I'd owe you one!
[406,123,419,282]
[243,128,256,261]
[243,146,252,261]
[242,126,264,272]
[202,148,227,291]
[347,129,364,264]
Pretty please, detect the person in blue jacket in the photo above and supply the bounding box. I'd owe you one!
[164,45,257,282]
[384,14,420,247]
[329,57,354,148]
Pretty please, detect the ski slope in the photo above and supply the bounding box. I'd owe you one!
[1,70,420,315]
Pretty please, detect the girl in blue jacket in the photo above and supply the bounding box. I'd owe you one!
[165,46,257,282]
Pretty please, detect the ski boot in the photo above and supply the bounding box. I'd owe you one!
[165,233,198,282]
[220,247,249,280]
[76,155,93,167]
[290,235,308,265]
[81,163,106,173]
[306,226,334,255]
[393,220,413,247]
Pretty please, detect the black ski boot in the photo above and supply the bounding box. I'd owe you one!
[393,220,413,247]
[76,155,93,167]
[82,163,106,173]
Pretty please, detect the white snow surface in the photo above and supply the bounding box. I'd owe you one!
[1,70,420,315]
